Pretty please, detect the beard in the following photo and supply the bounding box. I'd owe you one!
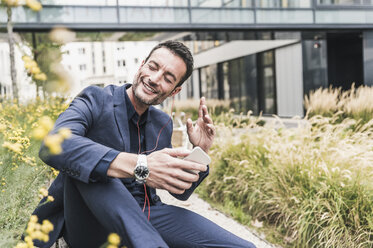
[132,74,168,106]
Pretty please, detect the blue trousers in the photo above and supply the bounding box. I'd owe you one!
[63,176,256,248]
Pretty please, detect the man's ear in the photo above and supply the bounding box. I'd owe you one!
[170,86,182,97]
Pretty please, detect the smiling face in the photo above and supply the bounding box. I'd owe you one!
[131,47,186,109]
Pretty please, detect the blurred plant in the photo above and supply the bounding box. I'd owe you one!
[198,113,373,248]
[169,98,231,122]
[0,0,43,100]
[0,97,68,246]
[20,27,73,98]
[14,215,53,248]
[98,233,123,248]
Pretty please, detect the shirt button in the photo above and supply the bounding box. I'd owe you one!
[152,195,160,202]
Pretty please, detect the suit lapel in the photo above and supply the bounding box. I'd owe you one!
[113,85,130,152]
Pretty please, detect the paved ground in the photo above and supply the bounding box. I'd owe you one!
[157,189,280,248]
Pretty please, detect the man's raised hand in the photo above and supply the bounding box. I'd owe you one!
[186,97,216,153]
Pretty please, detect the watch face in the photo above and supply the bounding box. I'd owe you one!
[134,165,149,179]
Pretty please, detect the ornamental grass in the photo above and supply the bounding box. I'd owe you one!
[198,111,373,248]
[305,84,373,123]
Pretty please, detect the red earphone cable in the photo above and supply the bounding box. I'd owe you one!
[135,96,175,221]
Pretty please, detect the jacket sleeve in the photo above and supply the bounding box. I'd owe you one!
[170,166,210,201]
[39,86,119,184]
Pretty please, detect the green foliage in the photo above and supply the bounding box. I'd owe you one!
[0,98,68,247]
[198,114,373,248]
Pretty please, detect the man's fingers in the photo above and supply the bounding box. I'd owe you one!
[164,184,187,195]
[186,118,193,133]
[162,147,191,158]
[177,159,207,172]
[202,104,209,117]
[203,113,213,124]
[198,97,205,118]
[206,123,216,135]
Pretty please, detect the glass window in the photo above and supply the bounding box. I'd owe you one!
[186,76,194,99]
[316,10,373,24]
[256,10,313,24]
[256,0,311,8]
[317,0,373,5]
[224,55,258,114]
[227,59,241,112]
[0,9,6,23]
[191,9,254,23]
[118,0,188,7]
[40,0,117,5]
[191,0,254,7]
[302,37,328,95]
[12,7,38,23]
[257,51,276,114]
[200,64,218,99]
[39,6,117,23]
[120,7,189,23]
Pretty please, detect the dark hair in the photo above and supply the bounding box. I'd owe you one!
[144,40,194,87]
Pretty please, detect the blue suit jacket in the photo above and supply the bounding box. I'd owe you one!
[32,84,209,247]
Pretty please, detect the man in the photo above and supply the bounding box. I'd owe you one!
[31,41,256,248]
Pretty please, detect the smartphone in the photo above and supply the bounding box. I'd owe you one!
[183,147,211,174]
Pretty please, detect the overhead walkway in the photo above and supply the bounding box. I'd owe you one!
[2,1,373,31]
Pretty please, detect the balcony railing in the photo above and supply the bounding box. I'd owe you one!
[1,0,373,30]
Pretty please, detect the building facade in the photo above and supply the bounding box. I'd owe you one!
[61,41,157,97]
[0,34,36,102]
[172,28,373,117]
[2,0,373,114]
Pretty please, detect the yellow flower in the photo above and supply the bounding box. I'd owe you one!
[26,224,35,235]
[4,0,19,6]
[0,123,6,132]
[34,73,47,81]
[2,141,23,154]
[22,55,32,62]
[26,0,42,11]
[107,245,117,248]
[24,236,33,244]
[41,220,54,233]
[30,230,44,240]
[30,66,41,74]
[24,61,33,70]
[14,242,28,248]
[51,168,59,177]
[44,134,63,155]
[39,187,48,197]
[32,127,48,140]
[108,233,120,246]
[47,195,54,202]
[42,234,49,242]
[58,128,71,139]
[39,116,54,132]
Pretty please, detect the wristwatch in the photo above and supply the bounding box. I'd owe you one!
[134,154,149,184]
